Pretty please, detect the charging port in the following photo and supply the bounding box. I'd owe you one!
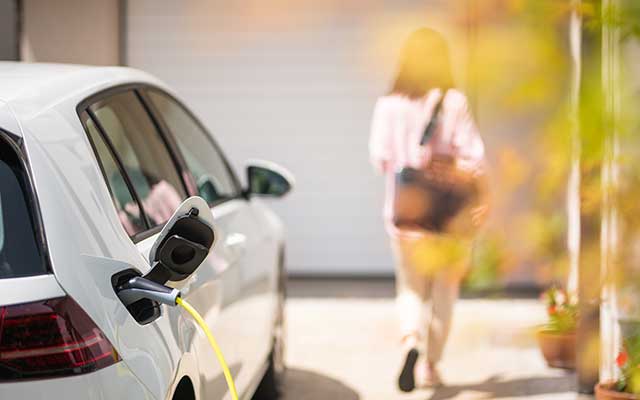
[111,269,162,325]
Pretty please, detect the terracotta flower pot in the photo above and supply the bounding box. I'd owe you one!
[596,382,640,400]
[536,329,576,369]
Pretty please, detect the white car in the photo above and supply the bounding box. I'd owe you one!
[0,62,290,400]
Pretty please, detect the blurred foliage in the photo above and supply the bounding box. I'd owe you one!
[593,0,640,318]
[460,0,640,292]
[590,0,640,41]
[466,234,507,290]
[455,0,574,289]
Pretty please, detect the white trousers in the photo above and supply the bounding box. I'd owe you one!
[392,237,465,364]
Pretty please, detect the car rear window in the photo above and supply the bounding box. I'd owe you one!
[0,139,46,279]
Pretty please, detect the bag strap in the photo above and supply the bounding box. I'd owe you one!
[419,91,446,146]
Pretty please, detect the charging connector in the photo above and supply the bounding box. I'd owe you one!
[116,276,181,307]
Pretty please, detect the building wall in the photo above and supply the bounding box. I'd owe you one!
[0,0,18,60]
[126,0,466,275]
[20,0,120,65]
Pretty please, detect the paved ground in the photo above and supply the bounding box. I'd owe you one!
[280,279,588,400]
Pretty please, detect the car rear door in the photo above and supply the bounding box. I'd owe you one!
[78,87,246,399]
[142,89,277,396]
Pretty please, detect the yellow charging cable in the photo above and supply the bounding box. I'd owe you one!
[176,297,239,400]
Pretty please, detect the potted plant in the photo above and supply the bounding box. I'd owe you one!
[536,287,577,369]
[596,333,640,399]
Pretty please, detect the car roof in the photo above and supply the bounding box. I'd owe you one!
[0,62,168,136]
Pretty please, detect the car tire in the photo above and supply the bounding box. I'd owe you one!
[253,252,287,400]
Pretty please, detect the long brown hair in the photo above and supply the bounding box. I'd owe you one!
[390,28,454,98]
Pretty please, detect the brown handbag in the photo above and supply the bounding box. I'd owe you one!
[392,95,486,237]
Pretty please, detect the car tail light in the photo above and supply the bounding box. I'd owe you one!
[0,296,120,381]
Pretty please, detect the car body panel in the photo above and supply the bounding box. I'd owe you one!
[0,62,285,400]
[0,275,66,306]
[0,100,21,138]
[0,364,155,400]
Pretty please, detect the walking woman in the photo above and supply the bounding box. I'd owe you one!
[369,28,487,391]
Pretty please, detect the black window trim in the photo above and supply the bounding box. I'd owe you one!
[139,87,245,207]
[0,128,52,276]
[80,110,153,232]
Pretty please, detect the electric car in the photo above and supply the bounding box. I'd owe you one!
[0,62,290,399]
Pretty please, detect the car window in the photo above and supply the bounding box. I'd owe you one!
[0,194,3,250]
[147,90,238,204]
[0,138,46,278]
[82,112,146,236]
[90,91,187,229]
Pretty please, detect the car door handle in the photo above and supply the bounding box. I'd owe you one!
[224,233,247,257]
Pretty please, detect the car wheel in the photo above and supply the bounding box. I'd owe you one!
[253,252,287,399]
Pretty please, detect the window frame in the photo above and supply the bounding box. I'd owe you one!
[77,83,245,243]
[0,128,52,276]
[139,87,244,207]
[77,84,193,243]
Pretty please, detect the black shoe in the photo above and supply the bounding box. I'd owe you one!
[398,348,419,392]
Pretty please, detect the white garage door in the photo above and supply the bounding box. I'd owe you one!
[126,0,464,276]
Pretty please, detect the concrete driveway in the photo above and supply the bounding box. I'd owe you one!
[280,279,586,400]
